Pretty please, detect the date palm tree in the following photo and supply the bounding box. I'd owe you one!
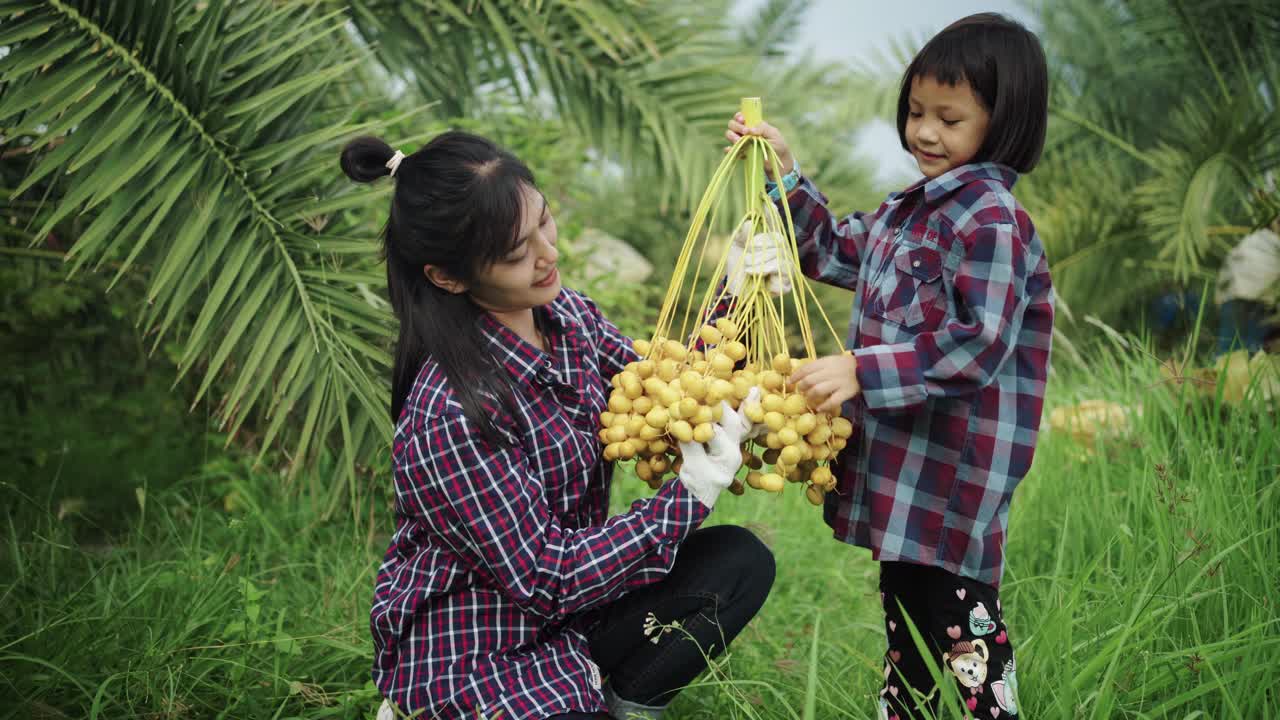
[1024,0,1280,330]
[1,0,878,504]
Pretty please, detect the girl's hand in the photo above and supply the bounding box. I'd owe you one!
[724,113,796,177]
[790,352,860,414]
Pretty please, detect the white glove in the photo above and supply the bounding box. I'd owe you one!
[725,221,793,297]
[722,387,766,441]
[677,394,761,508]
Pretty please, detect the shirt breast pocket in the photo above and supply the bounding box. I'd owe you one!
[877,245,946,331]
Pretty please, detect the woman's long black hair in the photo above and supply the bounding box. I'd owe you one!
[340,131,535,444]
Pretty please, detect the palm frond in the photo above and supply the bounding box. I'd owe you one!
[1,0,402,507]
[347,0,748,204]
[736,0,810,59]
[1134,95,1258,279]
[1031,0,1280,334]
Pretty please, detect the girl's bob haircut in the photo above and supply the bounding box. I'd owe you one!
[896,13,1048,173]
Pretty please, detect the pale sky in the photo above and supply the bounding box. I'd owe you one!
[736,0,1041,184]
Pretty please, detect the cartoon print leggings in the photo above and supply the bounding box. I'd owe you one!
[877,561,1020,719]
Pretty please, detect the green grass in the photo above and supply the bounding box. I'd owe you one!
[2,340,1278,719]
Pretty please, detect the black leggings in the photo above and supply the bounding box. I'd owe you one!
[878,561,1020,719]
[549,524,776,718]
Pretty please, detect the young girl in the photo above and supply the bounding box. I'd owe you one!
[343,131,774,720]
[726,13,1052,719]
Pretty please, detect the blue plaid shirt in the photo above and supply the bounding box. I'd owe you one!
[783,162,1055,586]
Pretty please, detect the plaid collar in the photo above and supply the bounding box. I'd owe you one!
[476,290,581,387]
[899,162,1019,206]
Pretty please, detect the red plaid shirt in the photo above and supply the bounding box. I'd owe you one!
[784,163,1054,586]
[371,289,710,719]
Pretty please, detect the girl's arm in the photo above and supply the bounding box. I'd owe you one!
[397,412,709,621]
[778,177,871,292]
[852,215,1052,413]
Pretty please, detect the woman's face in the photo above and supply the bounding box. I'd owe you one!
[466,183,562,313]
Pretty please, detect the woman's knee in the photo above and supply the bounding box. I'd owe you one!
[744,529,777,591]
[702,525,776,596]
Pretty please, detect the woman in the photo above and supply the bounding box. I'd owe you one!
[341,131,776,720]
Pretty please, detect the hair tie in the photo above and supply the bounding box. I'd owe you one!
[386,150,406,177]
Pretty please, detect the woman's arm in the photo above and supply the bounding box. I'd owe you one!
[398,412,709,621]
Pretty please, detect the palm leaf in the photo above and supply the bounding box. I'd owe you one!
[1,0,399,504]
[1031,0,1280,334]
[347,0,748,202]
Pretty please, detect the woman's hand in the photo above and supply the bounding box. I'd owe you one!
[790,352,860,415]
[677,389,764,509]
[718,387,766,442]
[726,222,792,297]
[724,112,796,177]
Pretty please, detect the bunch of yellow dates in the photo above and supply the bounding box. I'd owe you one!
[599,318,852,506]
[598,97,851,507]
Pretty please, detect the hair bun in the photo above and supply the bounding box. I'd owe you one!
[341,135,397,183]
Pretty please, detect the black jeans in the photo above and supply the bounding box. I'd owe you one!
[878,561,1020,719]
[548,524,775,719]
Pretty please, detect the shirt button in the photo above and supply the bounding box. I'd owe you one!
[912,259,921,268]
[544,360,553,369]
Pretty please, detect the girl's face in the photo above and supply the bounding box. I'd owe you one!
[466,183,562,313]
[906,74,991,178]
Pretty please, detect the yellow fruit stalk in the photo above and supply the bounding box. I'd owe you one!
[597,98,852,505]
